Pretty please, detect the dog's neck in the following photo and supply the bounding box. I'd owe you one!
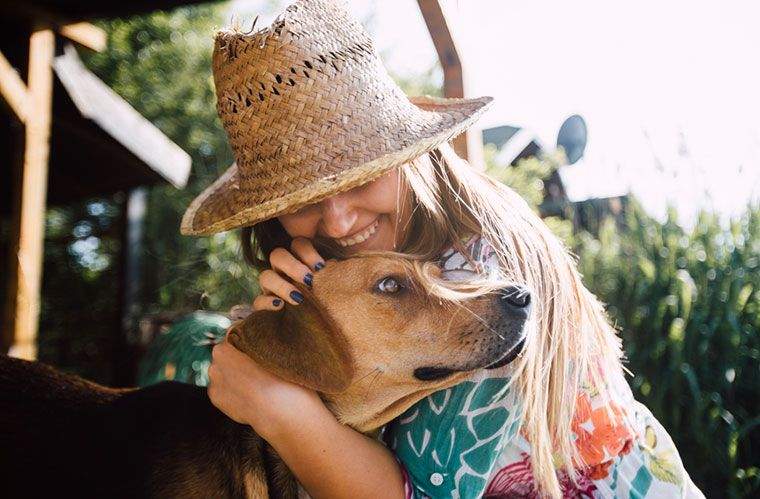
[323,374,469,433]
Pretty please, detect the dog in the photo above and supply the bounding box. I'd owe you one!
[0,255,531,498]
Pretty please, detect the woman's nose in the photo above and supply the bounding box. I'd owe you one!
[319,196,356,238]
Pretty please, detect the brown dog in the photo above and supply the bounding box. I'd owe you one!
[0,255,530,498]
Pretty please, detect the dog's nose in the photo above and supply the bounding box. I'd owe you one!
[499,285,531,312]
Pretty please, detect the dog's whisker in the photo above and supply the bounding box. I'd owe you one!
[351,367,382,386]
[367,368,383,392]
[358,368,384,404]
[452,300,505,339]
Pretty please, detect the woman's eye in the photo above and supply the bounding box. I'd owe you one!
[376,276,401,294]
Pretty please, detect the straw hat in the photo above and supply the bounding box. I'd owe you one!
[181,0,493,236]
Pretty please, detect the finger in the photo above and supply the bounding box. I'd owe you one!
[253,294,285,311]
[290,237,326,271]
[207,364,219,389]
[259,269,304,305]
[211,341,227,362]
[269,247,314,288]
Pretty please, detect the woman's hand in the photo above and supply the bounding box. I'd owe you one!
[207,338,323,439]
[209,237,327,436]
[208,340,406,499]
[254,237,325,310]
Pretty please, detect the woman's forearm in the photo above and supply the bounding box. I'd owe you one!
[265,400,405,499]
[208,341,403,497]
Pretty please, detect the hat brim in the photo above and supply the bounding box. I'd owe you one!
[181,95,493,236]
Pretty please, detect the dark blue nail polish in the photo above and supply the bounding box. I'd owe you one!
[290,290,304,304]
[273,298,282,307]
[303,273,313,287]
[314,261,325,271]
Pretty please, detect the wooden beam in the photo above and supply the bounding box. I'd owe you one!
[416,0,463,98]
[60,22,106,52]
[5,25,55,360]
[416,0,484,166]
[0,49,30,122]
[0,3,106,52]
[1,127,24,354]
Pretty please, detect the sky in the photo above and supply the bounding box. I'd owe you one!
[230,0,760,227]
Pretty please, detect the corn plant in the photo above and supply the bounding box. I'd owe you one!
[573,201,760,498]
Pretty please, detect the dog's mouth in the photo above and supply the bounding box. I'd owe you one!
[484,337,526,370]
[413,366,457,381]
[413,337,527,382]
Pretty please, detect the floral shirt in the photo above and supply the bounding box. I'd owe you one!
[383,236,704,498]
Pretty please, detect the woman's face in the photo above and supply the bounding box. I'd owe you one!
[278,168,410,255]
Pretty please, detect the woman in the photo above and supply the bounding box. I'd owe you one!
[182,1,701,497]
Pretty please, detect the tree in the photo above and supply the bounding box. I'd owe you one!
[83,3,256,315]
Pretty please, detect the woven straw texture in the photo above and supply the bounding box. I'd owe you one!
[181,0,492,235]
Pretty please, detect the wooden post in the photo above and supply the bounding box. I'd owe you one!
[417,0,484,167]
[0,49,30,122]
[113,188,147,386]
[59,22,106,52]
[4,25,55,360]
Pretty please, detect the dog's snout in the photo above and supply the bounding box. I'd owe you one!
[499,285,531,311]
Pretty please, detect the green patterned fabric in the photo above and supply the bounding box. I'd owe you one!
[386,378,520,498]
[137,311,230,387]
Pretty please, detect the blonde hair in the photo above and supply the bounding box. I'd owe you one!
[396,144,626,496]
[243,142,626,496]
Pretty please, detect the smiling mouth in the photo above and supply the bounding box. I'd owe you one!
[335,218,380,247]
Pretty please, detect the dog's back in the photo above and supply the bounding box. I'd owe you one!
[0,355,293,498]
[0,355,116,495]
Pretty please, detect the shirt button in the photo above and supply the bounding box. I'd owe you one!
[430,473,444,486]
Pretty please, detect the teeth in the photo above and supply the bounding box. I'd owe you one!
[336,219,378,248]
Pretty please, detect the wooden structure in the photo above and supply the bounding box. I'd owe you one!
[0,1,197,360]
[417,0,484,166]
[0,0,473,363]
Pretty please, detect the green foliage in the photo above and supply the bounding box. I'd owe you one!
[484,144,574,242]
[486,148,758,497]
[38,201,122,382]
[573,201,760,498]
[85,6,228,170]
[82,3,255,313]
[391,63,443,97]
[485,144,552,208]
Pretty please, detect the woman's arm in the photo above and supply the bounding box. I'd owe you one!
[208,339,405,499]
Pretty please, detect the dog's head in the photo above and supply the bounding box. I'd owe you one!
[228,255,530,432]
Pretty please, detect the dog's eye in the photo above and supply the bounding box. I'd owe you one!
[376,276,401,294]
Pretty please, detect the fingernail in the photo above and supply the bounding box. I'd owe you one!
[314,261,325,271]
[290,290,304,304]
[303,273,313,287]
[272,298,282,307]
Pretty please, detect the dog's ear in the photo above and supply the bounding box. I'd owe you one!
[227,293,354,394]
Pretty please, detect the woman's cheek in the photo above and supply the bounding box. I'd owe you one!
[278,210,320,238]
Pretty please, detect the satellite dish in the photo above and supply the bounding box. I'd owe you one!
[556,114,587,165]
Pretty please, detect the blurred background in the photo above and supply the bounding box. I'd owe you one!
[0,0,757,497]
